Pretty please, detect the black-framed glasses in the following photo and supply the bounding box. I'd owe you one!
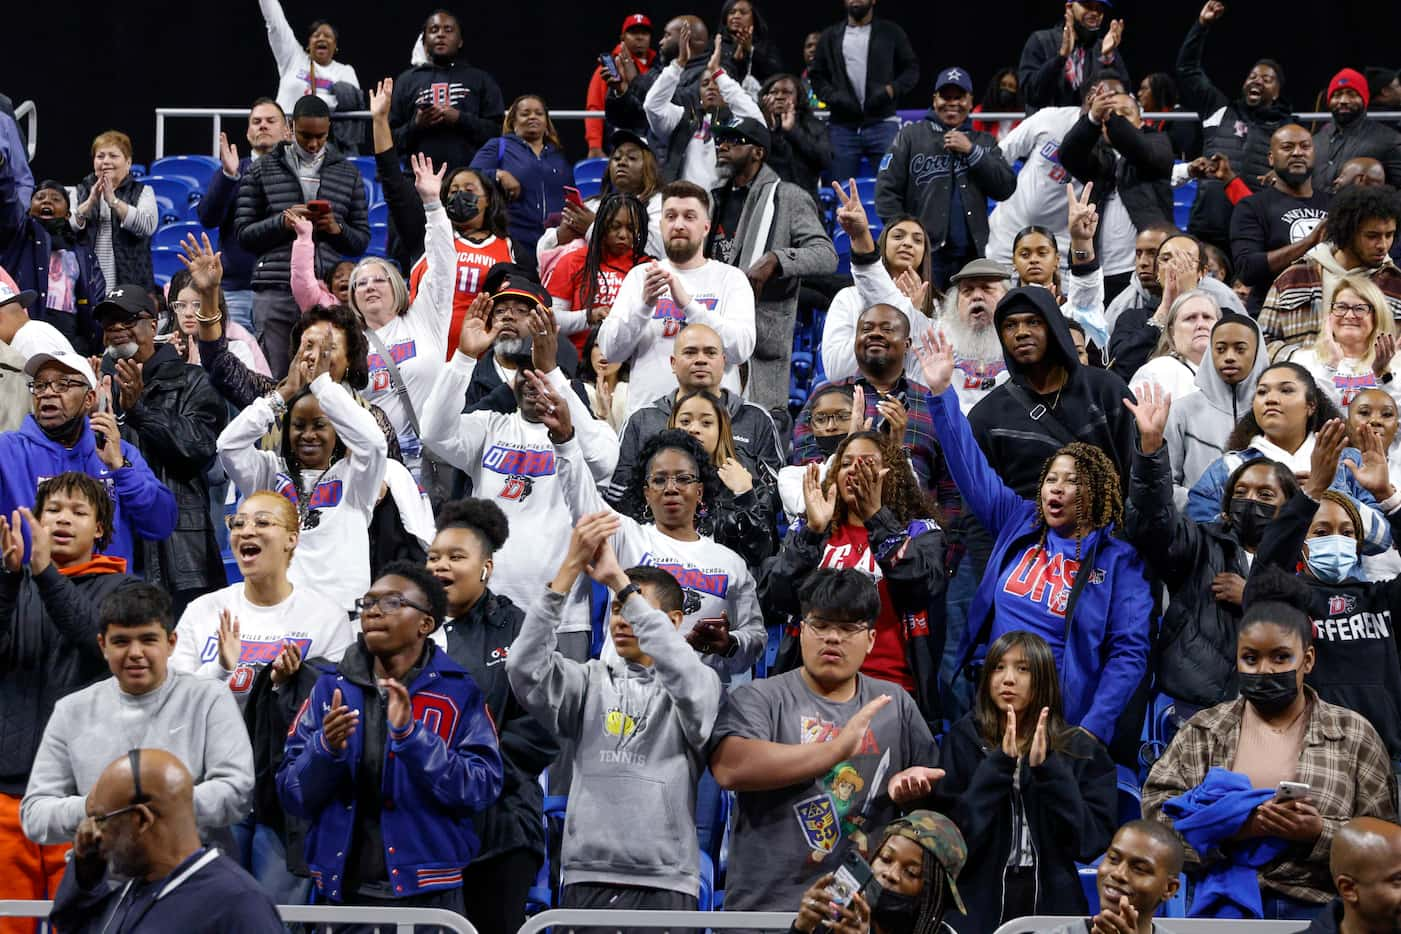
[27,378,89,396]
[802,617,871,638]
[355,592,432,615]
[645,473,700,491]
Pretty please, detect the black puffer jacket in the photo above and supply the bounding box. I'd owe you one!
[1124,444,1246,709]
[234,141,370,288]
[0,563,135,795]
[73,172,153,289]
[1059,112,1174,233]
[929,713,1117,933]
[106,343,227,594]
[1175,19,1293,249]
[442,590,557,864]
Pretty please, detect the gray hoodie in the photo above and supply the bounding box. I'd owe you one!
[506,588,722,897]
[1163,314,1269,508]
[20,670,254,844]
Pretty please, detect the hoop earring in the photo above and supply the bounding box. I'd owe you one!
[642,502,653,522]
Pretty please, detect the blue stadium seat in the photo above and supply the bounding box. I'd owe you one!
[143,175,201,225]
[130,164,147,177]
[150,247,185,282]
[861,198,879,221]
[854,176,878,201]
[1116,765,1143,828]
[576,177,603,201]
[698,851,715,911]
[1173,178,1197,231]
[1079,865,1099,912]
[833,230,852,276]
[149,155,217,188]
[362,177,376,207]
[368,202,389,226]
[152,222,214,252]
[369,223,388,251]
[574,157,609,184]
[351,155,378,181]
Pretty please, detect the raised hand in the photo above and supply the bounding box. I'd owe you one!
[1306,418,1348,498]
[1199,0,1226,25]
[1027,707,1050,767]
[1092,896,1140,934]
[641,264,671,306]
[321,687,359,753]
[564,510,622,577]
[803,463,837,532]
[0,512,22,574]
[887,765,946,804]
[1211,572,1246,606]
[1059,5,1075,56]
[379,678,412,731]
[218,132,240,177]
[114,359,144,411]
[707,34,724,74]
[1001,705,1020,758]
[676,22,694,68]
[269,639,303,685]
[456,292,499,358]
[875,393,907,440]
[717,458,754,494]
[527,304,559,374]
[836,695,890,759]
[847,384,872,434]
[1122,382,1172,454]
[829,179,873,251]
[1100,19,1125,56]
[411,152,445,205]
[1344,417,1395,500]
[584,536,629,592]
[90,407,124,470]
[1067,182,1098,243]
[1205,153,1237,184]
[942,129,973,155]
[847,456,888,522]
[369,77,393,120]
[178,232,224,293]
[524,369,574,443]
[914,331,956,396]
[1373,334,1397,378]
[216,609,241,672]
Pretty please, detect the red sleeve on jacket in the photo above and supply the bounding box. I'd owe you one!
[1225,176,1252,205]
[585,67,607,150]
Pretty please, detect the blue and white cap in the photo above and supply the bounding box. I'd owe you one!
[935,67,973,94]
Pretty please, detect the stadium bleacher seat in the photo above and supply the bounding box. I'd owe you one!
[151,247,185,282]
[143,175,201,224]
[152,221,214,252]
[130,164,147,177]
[1173,178,1197,230]
[368,202,389,226]
[369,223,388,251]
[1115,765,1142,828]
[362,177,375,208]
[576,178,603,201]
[854,177,877,202]
[149,155,217,188]
[574,157,608,184]
[351,155,378,181]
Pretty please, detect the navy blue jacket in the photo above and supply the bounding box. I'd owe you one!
[469,135,573,273]
[278,639,503,902]
[198,159,256,291]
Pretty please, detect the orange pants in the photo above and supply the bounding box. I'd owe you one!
[0,792,70,934]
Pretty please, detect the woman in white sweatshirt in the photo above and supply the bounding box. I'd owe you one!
[1284,275,1401,409]
[216,341,388,613]
[259,0,360,115]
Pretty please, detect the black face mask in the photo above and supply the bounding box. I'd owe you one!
[39,412,87,447]
[870,888,919,934]
[37,216,69,238]
[446,190,480,224]
[814,433,845,456]
[991,88,1019,109]
[1228,499,1276,549]
[1238,669,1300,716]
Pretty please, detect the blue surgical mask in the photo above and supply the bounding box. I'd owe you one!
[1305,534,1359,582]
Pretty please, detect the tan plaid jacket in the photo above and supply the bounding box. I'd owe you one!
[1142,688,1397,903]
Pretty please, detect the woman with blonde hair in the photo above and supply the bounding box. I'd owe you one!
[471,94,575,276]
[1286,274,1399,407]
[1129,289,1220,401]
[71,130,157,288]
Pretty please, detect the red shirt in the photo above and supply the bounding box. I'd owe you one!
[408,233,514,360]
[818,523,915,693]
[543,247,644,354]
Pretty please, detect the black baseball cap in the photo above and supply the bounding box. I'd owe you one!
[609,128,652,154]
[94,284,156,326]
[713,116,772,151]
[487,264,549,310]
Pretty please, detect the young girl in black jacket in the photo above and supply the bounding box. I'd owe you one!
[930,630,1117,932]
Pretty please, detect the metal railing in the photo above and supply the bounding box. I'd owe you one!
[0,899,479,933]
[518,909,795,934]
[14,99,36,161]
[992,918,1311,933]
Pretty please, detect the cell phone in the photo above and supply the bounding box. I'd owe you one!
[825,848,878,910]
[1276,781,1312,802]
[868,390,908,433]
[696,616,727,635]
[417,99,434,110]
[563,186,584,209]
[307,200,331,216]
[599,53,621,83]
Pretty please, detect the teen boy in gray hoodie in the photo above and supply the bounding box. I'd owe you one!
[507,510,722,914]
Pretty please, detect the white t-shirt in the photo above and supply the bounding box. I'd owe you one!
[599,258,756,418]
[216,374,388,613]
[643,63,765,191]
[418,354,619,611]
[987,107,1084,266]
[1129,354,1200,402]
[171,583,353,707]
[364,203,454,478]
[842,23,873,108]
[1100,190,1137,278]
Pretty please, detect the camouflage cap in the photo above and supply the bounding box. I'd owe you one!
[882,810,967,914]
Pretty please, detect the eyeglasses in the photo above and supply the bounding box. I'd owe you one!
[811,412,847,429]
[27,378,89,396]
[170,300,203,313]
[802,617,871,637]
[355,592,432,615]
[645,473,700,491]
[1330,301,1374,319]
[353,275,392,291]
[225,512,292,532]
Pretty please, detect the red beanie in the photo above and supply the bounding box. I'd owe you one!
[1329,68,1370,108]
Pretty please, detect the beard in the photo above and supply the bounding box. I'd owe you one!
[1331,105,1364,128]
[108,341,139,361]
[1276,164,1313,187]
[494,335,530,357]
[940,307,1005,365]
[665,235,701,264]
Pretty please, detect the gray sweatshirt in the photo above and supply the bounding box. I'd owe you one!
[506,587,722,897]
[21,670,254,844]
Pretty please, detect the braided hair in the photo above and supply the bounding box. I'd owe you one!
[911,849,950,934]
[823,431,938,528]
[619,429,725,529]
[580,193,649,317]
[1031,442,1124,560]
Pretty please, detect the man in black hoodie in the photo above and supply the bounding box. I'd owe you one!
[390,10,505,169]
[1018,1,1129,111]
[96,288,227,614]
[968,286,1136,498]
[0,472,134,913]
[1176,1,1292,252]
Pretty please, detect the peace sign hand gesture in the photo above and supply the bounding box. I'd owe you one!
[829,179,875,253]
[1067,182,1098,244]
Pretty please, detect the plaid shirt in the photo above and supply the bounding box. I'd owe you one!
[1257,255,1401,356]
[1142,688,1397,903]
[791,375,963,532]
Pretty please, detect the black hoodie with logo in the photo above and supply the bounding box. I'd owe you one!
[967,287,1137,499]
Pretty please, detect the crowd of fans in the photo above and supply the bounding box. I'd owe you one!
[6,0,1401,931]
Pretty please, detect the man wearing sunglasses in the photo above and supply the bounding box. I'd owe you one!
[279,561,503,918]
[49,748,281,933]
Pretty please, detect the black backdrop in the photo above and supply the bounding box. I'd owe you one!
[7,0,1401,184]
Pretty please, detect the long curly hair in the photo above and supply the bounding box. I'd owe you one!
[1030,442,1124,560]
[822,431,938,528]
[619,429,724,530]
[1226,362,1343,451]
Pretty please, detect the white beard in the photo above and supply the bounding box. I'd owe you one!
[494,336,531,357]
[940,311,1004,365]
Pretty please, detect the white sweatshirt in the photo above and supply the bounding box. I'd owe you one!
[553,437,764,676]
[419,352,619,611]
[216,374,388,613]
[986,107,1084,267]
[364,202,455,478]
[260,0,361,114]
[644,62,764,191]
[171,582,354,708]
[600,258,756,419]
[384,456,437,551]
